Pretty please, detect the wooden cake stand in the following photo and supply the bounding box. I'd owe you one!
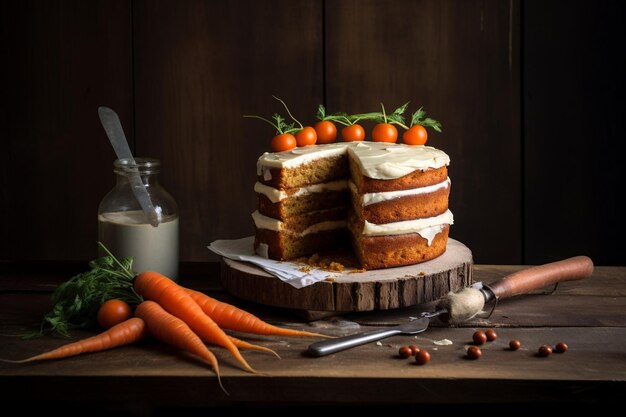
[220,238,473,313]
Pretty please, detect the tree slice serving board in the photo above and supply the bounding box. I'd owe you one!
[220,238,473,312]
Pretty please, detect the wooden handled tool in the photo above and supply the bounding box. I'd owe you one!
[436,256,594,323]
[308,256,594,356]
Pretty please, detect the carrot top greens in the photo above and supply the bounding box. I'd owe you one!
[40,243,142,337]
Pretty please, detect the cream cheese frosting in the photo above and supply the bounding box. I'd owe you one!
[350,178,451,206]
[257,142,449,180]
[252,210,347,236]
[362,210,454,239]
[347,142,450,179]
[255,180,348,203]
[253,208,453,245]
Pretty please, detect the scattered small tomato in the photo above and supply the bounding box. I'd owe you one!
[402,125,428,145]
[537,345,552,357]
[398,346,413,358]
[97,299,132,329]
[314,120,337,144]
[555,342,568,353]
[466,346,482,360]
[271,133,297,152]
[341,124,365,141]
[414,349,431,365]
[473,331,487,345]
[509,339,521,350]
[295,126,317,147]
[372,123,398,143]
[485,329,498,342]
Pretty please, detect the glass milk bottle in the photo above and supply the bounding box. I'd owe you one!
[98,158,179,280]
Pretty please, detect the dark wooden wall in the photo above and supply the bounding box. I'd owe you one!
[1,0,624,266]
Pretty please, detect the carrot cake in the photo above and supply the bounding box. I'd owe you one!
[252,142,453,269]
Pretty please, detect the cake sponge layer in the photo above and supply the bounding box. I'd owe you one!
[258,187,349,219]
[255,228,350,260]
[259,155,348,190]
[350,156,448,194]
[351,225,450,270]
[350,180,450,224]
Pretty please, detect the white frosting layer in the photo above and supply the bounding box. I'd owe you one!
[251,210,347,236]
[257,143,350,177]
[255,180,348,204]
[253,208,453,246]
[257,142,449,180]
[362,210,454,238]
[348,142,450,179]
[351,177,451,206]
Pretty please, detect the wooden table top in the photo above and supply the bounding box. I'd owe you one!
[0,262,624,413]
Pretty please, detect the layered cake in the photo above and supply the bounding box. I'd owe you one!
[252,142,453,269]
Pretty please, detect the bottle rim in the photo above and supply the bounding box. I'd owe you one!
[113,157,160,174]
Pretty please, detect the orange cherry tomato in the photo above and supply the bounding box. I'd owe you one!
[341,124,365,142]
[97,299,132,329]
[271,133,297,151]
[402,125,428,145]
[372,123,398,143]
[295,126,317,147]
[314,120,337,144]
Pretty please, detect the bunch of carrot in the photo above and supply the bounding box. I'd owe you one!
[4,270,329,392]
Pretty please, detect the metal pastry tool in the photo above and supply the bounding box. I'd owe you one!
[307,256,593,357]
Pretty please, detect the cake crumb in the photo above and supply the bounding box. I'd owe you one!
[293,249,359,272]
[324,276,335,282]
[298,266,312,273]
[418,271,426,276]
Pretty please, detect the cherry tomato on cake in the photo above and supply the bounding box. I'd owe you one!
[372,123,398,143]
[342,124,365,141]
[97,299,133,329]
[243,96,306,152]
[295,126,317,147]
[402,124,428,145]
[271,133,297,152]
[314,120,337,144]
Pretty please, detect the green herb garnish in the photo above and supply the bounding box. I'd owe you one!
[39,242,142,337]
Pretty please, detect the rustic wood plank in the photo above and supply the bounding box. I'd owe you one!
[475,264,626,296]
[1,260,624,410]
[0,0,133,262]
[220,259,336,310]
[1,325,624,406]
[132,0,324,262]
[347,293,626,328]
[523,1,626,266]
[325,0,522,264]
[220,239,472,311]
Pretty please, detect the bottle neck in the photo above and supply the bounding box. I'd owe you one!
[113,157,161,186]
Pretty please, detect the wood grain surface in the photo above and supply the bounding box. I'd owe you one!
[0,0,133,261]
[1,1,624,267]
[0,263,624,411]
[220,238,473,311]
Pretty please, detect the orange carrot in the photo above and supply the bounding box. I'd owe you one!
[184,288,330,338]
[2,317,146,363]
[134,271,255,373]
[134,301,226,394]
[228,335,281,359]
